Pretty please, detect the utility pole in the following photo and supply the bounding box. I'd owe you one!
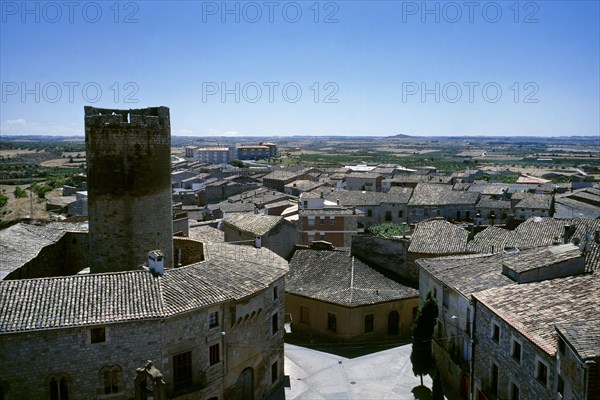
[29,164,33,220]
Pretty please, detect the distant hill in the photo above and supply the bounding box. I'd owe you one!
[390,134,413,138]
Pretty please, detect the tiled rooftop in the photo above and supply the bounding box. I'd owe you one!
[408,183,480,206]
[187,225,225,243]
[475,197,511,209]
[501,244,582,273]
[417,253,514,297]
[1,223,88,279]
[466,226,512,254]
[408,220,469,254]
[286,249,418,307]
[474,273,600,355]
[514,193,553,210]
[324,189,413,206]
[0,243,287,334]
[223,213,283,236]
[555,319,600,360]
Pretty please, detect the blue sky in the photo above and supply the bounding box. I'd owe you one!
[1,1,599,137]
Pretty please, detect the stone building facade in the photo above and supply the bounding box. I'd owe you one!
[285,248,419,342]
[85,106,174,272]
[0,243,288,400]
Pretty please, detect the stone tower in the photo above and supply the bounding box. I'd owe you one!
[85,106,173,273]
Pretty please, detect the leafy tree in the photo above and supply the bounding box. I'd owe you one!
[14,187,28,198]
[32,183,53,199]
[228,160,247,168]
[432,368,444,400]
[0,193,8,208]
[410,290,439,386]
[368,223,409,238]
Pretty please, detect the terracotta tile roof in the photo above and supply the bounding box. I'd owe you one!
[223,213,283,236]
[417,253,514,297]
[408,220,469,254]
[286,249,417,307]
[555,319,600,360]
[0,223,88,279]
[324,189,413,206]
[514,193,553,210]
[475,197,511,209]
[0,244,287,334]
[473,273,600,355]
[501,244,582,273]
[408,183,480,206]
[466,226,512,253]
[187,225,224,243]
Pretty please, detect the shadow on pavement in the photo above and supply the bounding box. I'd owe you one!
[412,385,432,400]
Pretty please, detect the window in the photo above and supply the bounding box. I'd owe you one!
[367,209,372,217]
[273,286,279,299]
[320,216,325,224]
[398,210,403,218]
[557,375,564,396]
[510,382,520,400]
[49,376,69,400]
[466,308,471,335]
[385,211,392,221]
[308,234,315,242]
[90,327,106,343]
[490,363,499,395]
[173,351,192,390]
[535,360,548,386]
[364,314,374,333]
[442,287,449,308]
[330,216,335,224]
[101,366,122,395]
[271,361,278,383]
[272,313,279,335]
[209,311,219,328]
[209,344,220,365]
[327,313,337,332]
[303,200,308,208]
[308,217,315,227]
[300,306,309,324]
[491,323,500,343]
[511,340,522,363]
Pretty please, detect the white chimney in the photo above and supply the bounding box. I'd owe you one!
[255,236,262,249]
[148,250,164,276]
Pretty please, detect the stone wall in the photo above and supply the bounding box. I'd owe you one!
[85,106,174,273]
[351,235,416,283]
[173,237,205,267]
[473,301,554,400]
[0,277,286,400]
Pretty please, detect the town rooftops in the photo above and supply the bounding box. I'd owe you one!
[408,183,480,206]
[473,273,600,356]
[417,253,514,297]
[555,319,600,360]
[466,226,513,254]
[408,219,469,254]
[514,193,553,210]
[475,197,511,210]
[1,223,88,280]
[324,189,413,206]
[501,244,582,274]
[286,249,418,307]
[223,213,283,236]
[0,243,287,334]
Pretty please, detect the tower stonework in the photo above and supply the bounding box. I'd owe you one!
[85,106,173,273]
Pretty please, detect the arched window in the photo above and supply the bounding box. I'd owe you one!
[100,366,122,395]
[47,374,70,400]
